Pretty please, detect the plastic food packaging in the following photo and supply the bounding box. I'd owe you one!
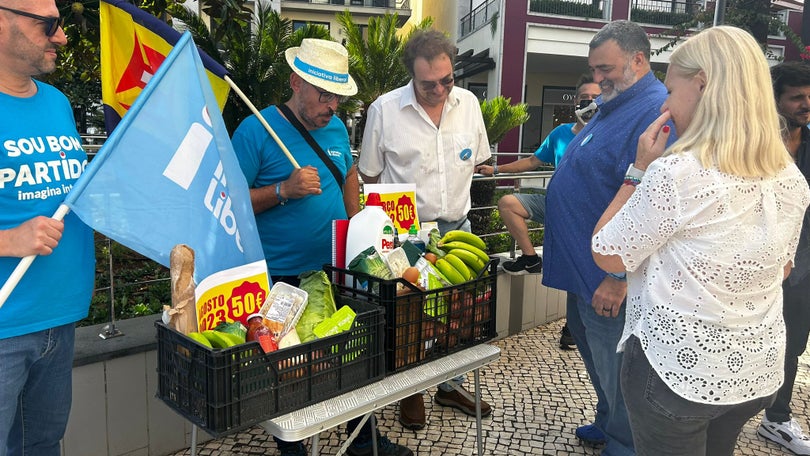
[348,246,394,280]
[259,282,308,337]
[246,313,277,353]
[385,247,411,278]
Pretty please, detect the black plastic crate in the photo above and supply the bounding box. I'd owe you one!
[324,258,498,373]
[155,296,384,437]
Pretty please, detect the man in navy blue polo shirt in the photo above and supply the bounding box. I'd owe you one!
[543,20,673,456]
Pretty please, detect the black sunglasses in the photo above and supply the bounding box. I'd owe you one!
[0,5,63,37]
[418,76,455,92]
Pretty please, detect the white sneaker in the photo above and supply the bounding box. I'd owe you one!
[758,416,810,455]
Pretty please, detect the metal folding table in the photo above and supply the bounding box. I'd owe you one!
[261,344,501,456]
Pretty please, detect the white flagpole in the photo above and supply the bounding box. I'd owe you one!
[224,75,301,169]
[0,203,71,309]
[0,77,300,308]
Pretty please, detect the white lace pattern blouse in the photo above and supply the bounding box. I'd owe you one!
[593,153,810,405]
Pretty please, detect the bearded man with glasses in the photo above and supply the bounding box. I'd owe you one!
[231,38,413,456]
[0,1,95,455]
[358,29,493,432]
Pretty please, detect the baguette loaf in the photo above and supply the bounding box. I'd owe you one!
[164,244,197,334]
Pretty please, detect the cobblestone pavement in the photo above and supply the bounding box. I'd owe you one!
[170,319,807,455]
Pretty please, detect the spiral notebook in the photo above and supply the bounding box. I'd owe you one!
[331,219,350,269]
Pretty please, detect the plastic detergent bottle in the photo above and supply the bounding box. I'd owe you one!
[344,193,396,266]
[407,224,426,253]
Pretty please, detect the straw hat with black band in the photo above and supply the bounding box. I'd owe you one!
[285,39,358,97]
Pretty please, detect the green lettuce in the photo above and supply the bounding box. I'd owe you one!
[295,270,338,342]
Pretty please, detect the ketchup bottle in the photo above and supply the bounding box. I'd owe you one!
[246,313,277,353]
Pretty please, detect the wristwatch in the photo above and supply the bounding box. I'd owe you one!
[626,164,645,180]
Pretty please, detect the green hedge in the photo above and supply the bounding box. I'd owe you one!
[530,0,603,18]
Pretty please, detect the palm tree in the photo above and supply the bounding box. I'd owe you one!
[480,96,530,147]
[337,11,431,110]
[168,0,331,132]
[470,96,530,237]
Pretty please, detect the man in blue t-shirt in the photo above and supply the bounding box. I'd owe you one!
[0,3,95,454]
[478,76,599,351]
[477,75,600,278]
[231,39,412,456]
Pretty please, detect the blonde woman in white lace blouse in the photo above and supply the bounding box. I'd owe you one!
[591,26,810,456]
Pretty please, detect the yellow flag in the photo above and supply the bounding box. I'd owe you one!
[100,0,229,132]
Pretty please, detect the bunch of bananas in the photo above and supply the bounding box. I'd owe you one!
[428,230,490,285]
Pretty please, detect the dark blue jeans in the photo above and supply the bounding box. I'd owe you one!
[0,324,75,456]
[621,335,776,456]
[566,292,634,456]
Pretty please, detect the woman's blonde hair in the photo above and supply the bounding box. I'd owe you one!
[665,26,791,177]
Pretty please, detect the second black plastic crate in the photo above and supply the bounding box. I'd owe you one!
[325,258,498,373]
[155,296,384,437]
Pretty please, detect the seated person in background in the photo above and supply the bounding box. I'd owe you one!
[476,74,600,276]
[477,75,599,350]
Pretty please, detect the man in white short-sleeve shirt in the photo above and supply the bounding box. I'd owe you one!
[358,29,492,432]
[359,32,490,230]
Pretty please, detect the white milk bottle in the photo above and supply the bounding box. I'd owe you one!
[344,192,396,267]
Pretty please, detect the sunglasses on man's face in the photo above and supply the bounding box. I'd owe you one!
[0,5,63,37]
[418,76,455,92]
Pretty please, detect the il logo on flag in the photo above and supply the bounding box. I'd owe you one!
[163,107,245,253]
[67,31,270,327]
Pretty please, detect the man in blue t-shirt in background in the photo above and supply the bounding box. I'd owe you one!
[477,75,599,349]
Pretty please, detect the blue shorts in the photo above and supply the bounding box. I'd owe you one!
[513,193,546,224]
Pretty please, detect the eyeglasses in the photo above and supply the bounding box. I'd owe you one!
[418,76,455,92]
[312,86,347,104]
[0,5,63,37]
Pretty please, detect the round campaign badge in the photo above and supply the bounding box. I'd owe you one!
[459,148,472,160]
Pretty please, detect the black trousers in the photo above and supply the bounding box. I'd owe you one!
[765,272,810,422]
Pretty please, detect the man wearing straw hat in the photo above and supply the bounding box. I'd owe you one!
[231,38,413,456]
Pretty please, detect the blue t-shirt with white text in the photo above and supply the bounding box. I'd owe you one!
[0,81,95,338]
